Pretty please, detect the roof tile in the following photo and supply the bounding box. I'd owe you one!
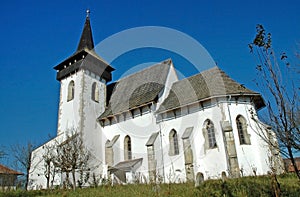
[98,61,171,120]
[0,164,23,175]
[157,66,264,113]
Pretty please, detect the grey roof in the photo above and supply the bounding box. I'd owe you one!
[146,132,159,146]
[181,127,193,139]
[53,15,114,81]
[54,50,114,81]
[157,66,265,113]
[98,60,172,120]
[109,158,143,173]
[77,15,94,52]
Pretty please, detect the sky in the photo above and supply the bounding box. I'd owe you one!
[0,0,299,166]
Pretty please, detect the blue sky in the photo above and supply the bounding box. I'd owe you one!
[0,0,299,166]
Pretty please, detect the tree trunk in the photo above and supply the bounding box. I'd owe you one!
[25,149,33,190]
[65,172,70,189]
[51,168,56,188]
[25,166,30,190]
[271,173,281,197]
[46,165,50,189]
[46,176,50,189]
[72,168,76,190]
[287,146,300,179]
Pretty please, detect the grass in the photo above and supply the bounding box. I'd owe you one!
[1,173,299,197]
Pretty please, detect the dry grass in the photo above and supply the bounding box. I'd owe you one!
[1,173,299,197]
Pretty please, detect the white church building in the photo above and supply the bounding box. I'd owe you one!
[28,14,283,189]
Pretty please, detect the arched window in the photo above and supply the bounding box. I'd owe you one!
[67,80,75,101]
[169,129,179,155]
[124,135,132,160]
[195,172,204,187]
[236,115,251,145]
[91,82,99,102]
[204,119,217,148]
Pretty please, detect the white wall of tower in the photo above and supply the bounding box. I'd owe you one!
[56,71,83,137]
[80,69,106,165]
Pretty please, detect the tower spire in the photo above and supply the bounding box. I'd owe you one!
[77,9,94,52]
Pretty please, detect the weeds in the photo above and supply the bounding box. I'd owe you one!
[0,173,299,197]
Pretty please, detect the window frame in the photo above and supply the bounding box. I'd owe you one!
[205,119,217,149]
[236,115,251,145]
[91,82,99,102]
[124,135,132,160]
[169,129,179,156]
[67,80,75,102]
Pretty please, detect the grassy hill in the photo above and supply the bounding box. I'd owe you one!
[1,173,299,197]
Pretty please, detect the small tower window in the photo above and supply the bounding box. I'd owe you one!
[236,115,251,145]
[67,80,75,101]
[204,119,217,148]
[169,129,179,155]
[124,135,132,160]
[91,82,99,102]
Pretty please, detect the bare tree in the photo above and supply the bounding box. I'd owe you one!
[42,143,56,189]
[0,149,5,159]
[11,142,36,190]
[53,130,90,190]
[249,24,300,179]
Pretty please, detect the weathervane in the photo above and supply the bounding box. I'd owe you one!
[86,9,90,17]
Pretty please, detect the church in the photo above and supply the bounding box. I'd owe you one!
[28,14,283,189]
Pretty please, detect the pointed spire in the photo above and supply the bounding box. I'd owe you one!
[77,9,94,52]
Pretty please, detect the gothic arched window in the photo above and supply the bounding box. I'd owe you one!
[124,135,132,160]
[169,129,179,155]
[236,115,251,145]
[204,119,217,148]
[67,80,75,101]
[91,82,99,102]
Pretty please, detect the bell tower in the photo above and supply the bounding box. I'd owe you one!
[53,11,114,158]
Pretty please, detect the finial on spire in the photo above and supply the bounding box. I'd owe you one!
[77,9,94,52]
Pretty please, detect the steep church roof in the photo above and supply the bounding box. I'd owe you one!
[156,66,265,113]
[98,60,172,120]
[54,12,114,81]
[77,11,94,52]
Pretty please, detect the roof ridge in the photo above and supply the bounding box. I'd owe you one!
[168,66,254,93]
[167,66,219,86]
[115,58,172,82]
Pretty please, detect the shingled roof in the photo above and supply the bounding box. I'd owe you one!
[77,13,94,52]
[156,66,265,113]
[98,60,172,120]
[109,158,143,173]
[53,14,114,81]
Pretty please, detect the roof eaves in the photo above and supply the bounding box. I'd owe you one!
[98,101,155,121]
[0,164,24,175]
[156,93,263,114]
